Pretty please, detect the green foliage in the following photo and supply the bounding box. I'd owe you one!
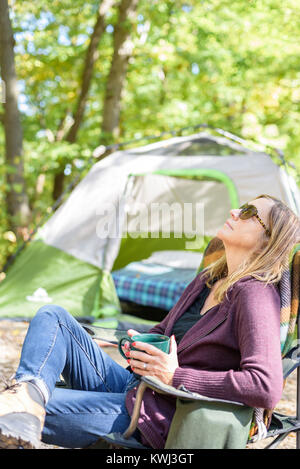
[1,0,300,268]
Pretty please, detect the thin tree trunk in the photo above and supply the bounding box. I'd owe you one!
[0,0,31,229]
[101,0,139,147]
[66,0,115,144]
[52,0,115,202]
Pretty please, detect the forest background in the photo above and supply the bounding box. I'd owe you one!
[0,0,300,271]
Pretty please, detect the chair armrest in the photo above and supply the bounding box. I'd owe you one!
[83,325,127,345]
[141,376,245,406]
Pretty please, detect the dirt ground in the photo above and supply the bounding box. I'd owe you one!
[0,319,298,450]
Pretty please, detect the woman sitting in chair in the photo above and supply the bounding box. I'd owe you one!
[0,194,300,449]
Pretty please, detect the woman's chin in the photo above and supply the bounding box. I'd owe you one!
[216,227,233,244]
[216,228,226,241]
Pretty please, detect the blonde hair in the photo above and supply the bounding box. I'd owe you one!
[205,194,300,302]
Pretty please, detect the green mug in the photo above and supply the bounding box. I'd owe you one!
[118,333,170,360]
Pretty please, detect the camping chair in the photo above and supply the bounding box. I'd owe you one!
[84,239,300,449]
[85,325,300,450]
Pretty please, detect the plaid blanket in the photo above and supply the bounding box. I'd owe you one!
[280,246,300,356]
[112,262,196,311]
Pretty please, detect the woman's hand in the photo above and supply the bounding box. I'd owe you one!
[121,329,141,353]
[125,335,179,386]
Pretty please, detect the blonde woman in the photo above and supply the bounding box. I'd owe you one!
[0,194,299,449]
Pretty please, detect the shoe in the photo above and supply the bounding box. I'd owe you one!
[0,380,46,449]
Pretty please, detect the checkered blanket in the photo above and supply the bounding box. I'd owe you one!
[112,262,197,311]
[280,246,300,356]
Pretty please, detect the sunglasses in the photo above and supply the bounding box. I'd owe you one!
[239,203,271,236]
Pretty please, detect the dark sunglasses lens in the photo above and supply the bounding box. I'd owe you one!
[239,205,256,220]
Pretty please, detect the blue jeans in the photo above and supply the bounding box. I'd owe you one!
[15,304,140,448]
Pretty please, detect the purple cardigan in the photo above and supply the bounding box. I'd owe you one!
[125,273,283,449]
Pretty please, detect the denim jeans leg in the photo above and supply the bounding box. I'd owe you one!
[14,304,141,448]
[42,387,136,448]
[15,304,134,400]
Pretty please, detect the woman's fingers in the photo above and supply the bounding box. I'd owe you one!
[127,349,154,362]
[130,340,162,356]
[129,358,151,370]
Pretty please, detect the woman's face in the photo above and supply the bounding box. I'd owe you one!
[217,197,274,250]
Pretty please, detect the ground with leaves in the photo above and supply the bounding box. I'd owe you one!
[0,319,297,450]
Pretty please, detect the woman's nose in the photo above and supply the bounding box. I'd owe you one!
[230,209,240,220]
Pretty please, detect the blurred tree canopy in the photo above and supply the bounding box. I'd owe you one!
[0,0,300,268]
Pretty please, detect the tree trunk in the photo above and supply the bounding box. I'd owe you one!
[101,0,139,147]
[66,0,116,144]
[0,0,31,229]
[52,0,115,202]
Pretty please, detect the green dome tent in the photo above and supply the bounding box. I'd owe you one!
[0,131,299,321]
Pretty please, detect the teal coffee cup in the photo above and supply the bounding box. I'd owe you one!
[118,333,170,360]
